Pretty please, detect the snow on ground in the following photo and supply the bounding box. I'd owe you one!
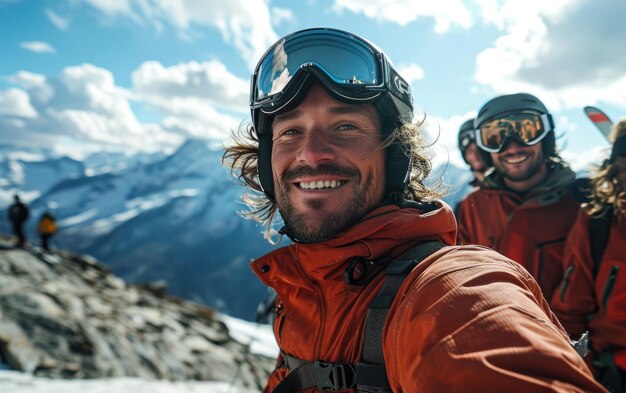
[0,315,278,393]
[0,371,259,393]
[220,315,279,359]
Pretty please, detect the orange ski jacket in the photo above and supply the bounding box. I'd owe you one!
[456,163,581,301]
[37,216,57,235]
[551,210,626,371]
[251,203,605,392]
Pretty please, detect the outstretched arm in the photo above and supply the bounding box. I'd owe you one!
[385,246,606,393]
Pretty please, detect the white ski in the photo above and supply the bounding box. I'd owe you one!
[584,106,613,140]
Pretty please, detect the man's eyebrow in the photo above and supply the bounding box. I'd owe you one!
[273,109,302,125]
[273,104,368,125]
[328,104,367,115]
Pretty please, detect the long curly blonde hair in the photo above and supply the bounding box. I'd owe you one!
[585,117,626,217]
[222,116,444,240]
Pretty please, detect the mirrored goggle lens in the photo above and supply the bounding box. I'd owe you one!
[459,129,475,148]
[253,30,381,103]
[479,112,548,151]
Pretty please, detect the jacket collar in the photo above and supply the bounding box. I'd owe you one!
[250,202,457,288]
[481,160,576,204]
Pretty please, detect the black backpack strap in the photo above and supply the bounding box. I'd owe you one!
[589,208,612,278]
[357,240,445,392]
[568,177,592,204]
[271,240,445,393]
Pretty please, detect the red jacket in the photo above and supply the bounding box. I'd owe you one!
[551,210,626,370]
[456,164,581,301]
[251,203,604,392]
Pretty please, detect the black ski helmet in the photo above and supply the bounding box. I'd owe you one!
[474,93,556,162]
[250,27,414,203]
[457,118,477,165]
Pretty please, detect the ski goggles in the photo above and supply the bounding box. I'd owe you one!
[249,28,413,134]
[458,127,476,150]
[476,111,553,153]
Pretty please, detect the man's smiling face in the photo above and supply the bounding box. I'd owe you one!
[271,84,385,242]
[490,139,547,192]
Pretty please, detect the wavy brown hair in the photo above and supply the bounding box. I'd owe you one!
[584,118,626,217]
[222,116,443,240]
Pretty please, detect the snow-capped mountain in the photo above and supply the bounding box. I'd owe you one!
[433,163,476,210]
[0,155,85,206]
[0,140,472,320]
[82,150,167,176]
[11,140,277,320]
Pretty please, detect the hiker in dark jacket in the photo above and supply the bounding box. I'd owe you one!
[8,194,29,247]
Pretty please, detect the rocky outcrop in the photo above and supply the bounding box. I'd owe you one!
[0,236,274,390]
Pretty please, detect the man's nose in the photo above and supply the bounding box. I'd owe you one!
[296,130,337,164]
[498,138,527,153]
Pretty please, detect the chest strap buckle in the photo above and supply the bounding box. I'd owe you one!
[313,361,356,391]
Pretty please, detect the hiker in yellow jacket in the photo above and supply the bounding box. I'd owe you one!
[37,212,57,251]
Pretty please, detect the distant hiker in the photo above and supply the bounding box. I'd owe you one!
[456,93,582,302]
[551,117,626,393]
[457,117,489,185]
[37,212,57,251]
[8,194,29,247]
[223,28,604,392]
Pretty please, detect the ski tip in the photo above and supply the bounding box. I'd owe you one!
[583,106,613,141]
[583,106,612,123]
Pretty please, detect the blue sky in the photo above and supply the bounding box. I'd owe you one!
[1,0,625,171]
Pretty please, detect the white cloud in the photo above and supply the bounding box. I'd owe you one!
[474,0,626,110]
[0,57,255,155]
[0,88,38,118]
[272,7,295,26]
[331,0,472,31]
[9,71,55,103]
[0,64,183,154]
[132,60,248,111]
[20,41,56,54]
[84,0,134,17]
[131,60,249,141]
[398,63,425,85]
[80,0,279,69]
[561,145,607,174]
[45,9,70,30]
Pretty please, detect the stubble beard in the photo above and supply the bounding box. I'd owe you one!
[495,151,545,182]
[275,167,377,243]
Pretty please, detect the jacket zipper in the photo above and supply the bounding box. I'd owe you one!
[601,265,619,311]
[560,264,575,302]
[291,247,326,360]
[315,281,326,360]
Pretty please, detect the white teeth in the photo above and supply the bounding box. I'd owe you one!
[299,180,343,189]
[505,156,528,164]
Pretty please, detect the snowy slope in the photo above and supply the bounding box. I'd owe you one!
[0,315,278,393]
